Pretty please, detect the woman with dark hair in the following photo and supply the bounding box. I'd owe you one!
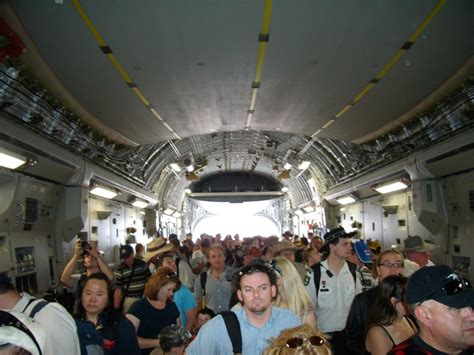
[75,272,140,355]
[126,267,180,355]
[365,275,417,355]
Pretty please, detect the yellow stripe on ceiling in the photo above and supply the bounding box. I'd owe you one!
[245,0,273,129]
[311,0,446,138]
[71,0,181,140]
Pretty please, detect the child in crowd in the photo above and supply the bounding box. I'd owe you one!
[191,308,215,340]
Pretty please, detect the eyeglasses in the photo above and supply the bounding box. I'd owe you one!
[378,261,403,268]
[286,336,326,349]
[0,310,42,355]
[421,276,472,304]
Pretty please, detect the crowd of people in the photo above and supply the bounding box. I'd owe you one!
[0,229,473,355]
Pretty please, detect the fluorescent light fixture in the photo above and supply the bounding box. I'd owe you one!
[163,208,174,215]
[374,181,408,194]
[294,209,303,216]
[283,162,292,170]
[336,196,356,205]
[170,163,181,172]
[303,206,315,213]
[132,200,148,208]
[298,161,310,170]
[184,188,192,194]
[281,186,289,192]
[138,210,146,215]
[173,212,181,218]
[90,185,118,199]
[0,147,27,169]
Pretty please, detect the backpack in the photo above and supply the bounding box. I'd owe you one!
[24,298,49,318]
[220,311,242,355]
[312,261,357,296]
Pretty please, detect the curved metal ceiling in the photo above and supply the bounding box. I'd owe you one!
[0,1,473,213]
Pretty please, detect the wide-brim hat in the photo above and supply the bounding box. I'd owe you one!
[0,310,47,355]
[322,227,357,247]
[143,237,174,261]
[275,240,297,255]
[403,235,436,252]
[407,265,474,309]
[263,236,279,247]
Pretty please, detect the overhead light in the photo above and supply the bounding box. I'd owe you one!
[163,208,174,215]
[132,199,148,208]
[283,162,292,170]
[336,196,356,205]
[303,206,315,213]
[294,209,303,216]
[281,186,289,192]
[184,188,192,194]
[298,161,310,170]
[90,185,118,199]
[170,163,181,172]
[0,147,27,169]
[173,211,182,218]
[374,181,408,194]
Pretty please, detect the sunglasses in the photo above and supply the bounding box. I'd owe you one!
[286,336,326,349]
[268,260,283,277]
[0,311,42,355]
[420,276,472,305]
[165,271,178,279]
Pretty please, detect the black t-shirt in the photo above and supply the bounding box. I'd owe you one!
[388,335,474,355]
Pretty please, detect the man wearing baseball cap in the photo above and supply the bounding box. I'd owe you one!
[389,265,474,354]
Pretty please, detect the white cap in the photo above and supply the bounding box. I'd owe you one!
[0,310,47,355]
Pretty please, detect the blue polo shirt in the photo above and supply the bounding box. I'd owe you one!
[186,306,301,354]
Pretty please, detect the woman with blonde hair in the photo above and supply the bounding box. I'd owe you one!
[271,257,317,326]
[263,324,332,355]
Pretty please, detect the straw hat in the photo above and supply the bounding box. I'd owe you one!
[143,237,174,261]
[275,240,297,255]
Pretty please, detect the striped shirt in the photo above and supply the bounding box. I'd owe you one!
[115,259,151,298]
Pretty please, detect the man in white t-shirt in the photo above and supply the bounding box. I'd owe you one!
[0,273,80,355]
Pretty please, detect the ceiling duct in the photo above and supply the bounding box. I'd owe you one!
[382,205,398,217]
[97,210,112,220]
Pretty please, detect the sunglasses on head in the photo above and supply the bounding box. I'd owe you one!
[268,259,283,277]
[165,271,178,279]
[286,336,326,349]
[421,275,472,304]
[0,311,42,355]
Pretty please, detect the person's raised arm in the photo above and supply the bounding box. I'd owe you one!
[60,239,82,289]
[87,245,115,283]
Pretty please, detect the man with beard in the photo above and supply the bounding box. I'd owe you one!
[186,263,301,354]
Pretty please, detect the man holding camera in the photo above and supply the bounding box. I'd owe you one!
[60,238,114,295]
